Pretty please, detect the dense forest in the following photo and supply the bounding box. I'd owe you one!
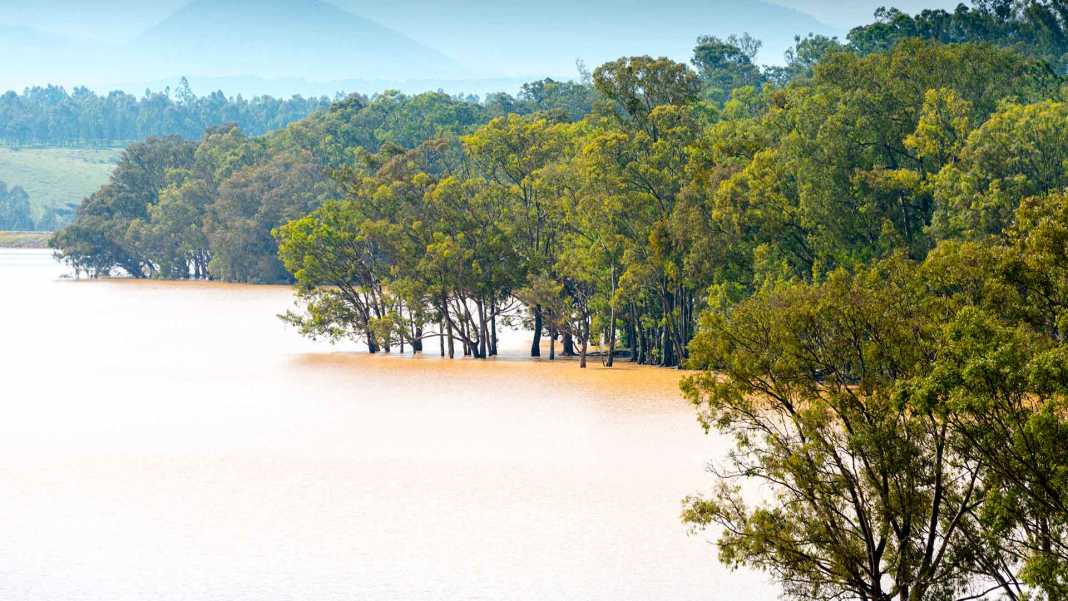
[50,2,1068,598]
[49,79,595,281]
[0,79,332,146]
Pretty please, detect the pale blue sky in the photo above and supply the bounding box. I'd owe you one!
[0,0,977,92]
[772,0,965,28]
[0,1,971,41]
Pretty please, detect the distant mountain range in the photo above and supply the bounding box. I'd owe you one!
[341,0,838,76]
[0,0,843,97]
[134,0,464,82]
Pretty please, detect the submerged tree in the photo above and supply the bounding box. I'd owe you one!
[682,258,1014,601]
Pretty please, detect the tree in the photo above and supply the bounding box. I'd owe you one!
[691,34,764,104]
[52,136,197,277]
[682,258,1015,601]
[765,34,846,86]
[127,170,213,279]
[463,113,572,357]
[917,192,1068,598]
[847,2,1068,73]
[207,150,336,283]
[707,39,1058,289]
[0,182,34,231]
[276,199,392,353]
[592,56,702,137]
[931,100,1068,240]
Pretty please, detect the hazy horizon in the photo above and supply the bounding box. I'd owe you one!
[0,0,967,97]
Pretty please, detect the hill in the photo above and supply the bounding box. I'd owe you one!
[0,231,50,248]
[0,0,837,94]
[0,147,119,220]
[341,0,839,75]
[132,0,465,83]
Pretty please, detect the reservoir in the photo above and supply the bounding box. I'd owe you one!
[0,249,769,601]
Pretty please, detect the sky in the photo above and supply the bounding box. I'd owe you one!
[0,0,973,95]
[0,0,969,42]
[770,0,965,28]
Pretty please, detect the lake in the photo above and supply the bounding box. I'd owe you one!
[0,249,770,601]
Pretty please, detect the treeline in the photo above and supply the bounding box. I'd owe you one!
[0,79,332,147]
[50,80,595,281]
[849,0,1068,70]
[0,78,596,149]
[692,0,1068,102]
[271,36,1059,369]
[275,12,1067,601]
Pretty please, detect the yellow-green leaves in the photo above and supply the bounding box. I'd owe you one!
[931,100,1068,240]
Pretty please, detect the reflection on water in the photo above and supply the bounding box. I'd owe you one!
[0,249,771,601]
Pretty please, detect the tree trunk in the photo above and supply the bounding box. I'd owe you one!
[636,321,647,364]
[661,324,676,367]
[606,266,617,368]
[531,305,543,357]
[490,306,498,357]
[549,325,556,360]
[579,327,589,369]
[413,325,423,353]
[476,299,488,359]
[460,315,471,357]
[627,312,638,363]
[562,332,575,356]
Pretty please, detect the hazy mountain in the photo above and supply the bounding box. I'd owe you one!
[0,1,184,42]
[131,0,465,82]
[0,0,915,96]
[338,0,840,75]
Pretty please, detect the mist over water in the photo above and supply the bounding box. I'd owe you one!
[0,249,770,601]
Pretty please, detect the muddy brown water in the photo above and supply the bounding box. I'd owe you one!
[0,249,771,601]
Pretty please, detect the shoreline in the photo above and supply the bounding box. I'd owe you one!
[0,231,51,249]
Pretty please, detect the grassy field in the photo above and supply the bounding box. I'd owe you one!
[0,231,51,248]
[0,147,121,220]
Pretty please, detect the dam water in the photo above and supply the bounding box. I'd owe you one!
[0,249,770,601]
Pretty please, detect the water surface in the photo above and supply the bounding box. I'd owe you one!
[0,249,770,601]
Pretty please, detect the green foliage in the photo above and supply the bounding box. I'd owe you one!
[593,56,703,135]
[691,34,764,104]
[0,83,331,147]
[0,180,33,231]
[51,82,598,282]
[931,100,1068,239]
[684,117,1068,601]
[709,39,1058,287]
[683,258,992,601]
[207,150,336,283]
[848,2,1068,73]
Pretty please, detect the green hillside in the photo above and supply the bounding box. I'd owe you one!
[0,147,119,220]
[0,231,50,248]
